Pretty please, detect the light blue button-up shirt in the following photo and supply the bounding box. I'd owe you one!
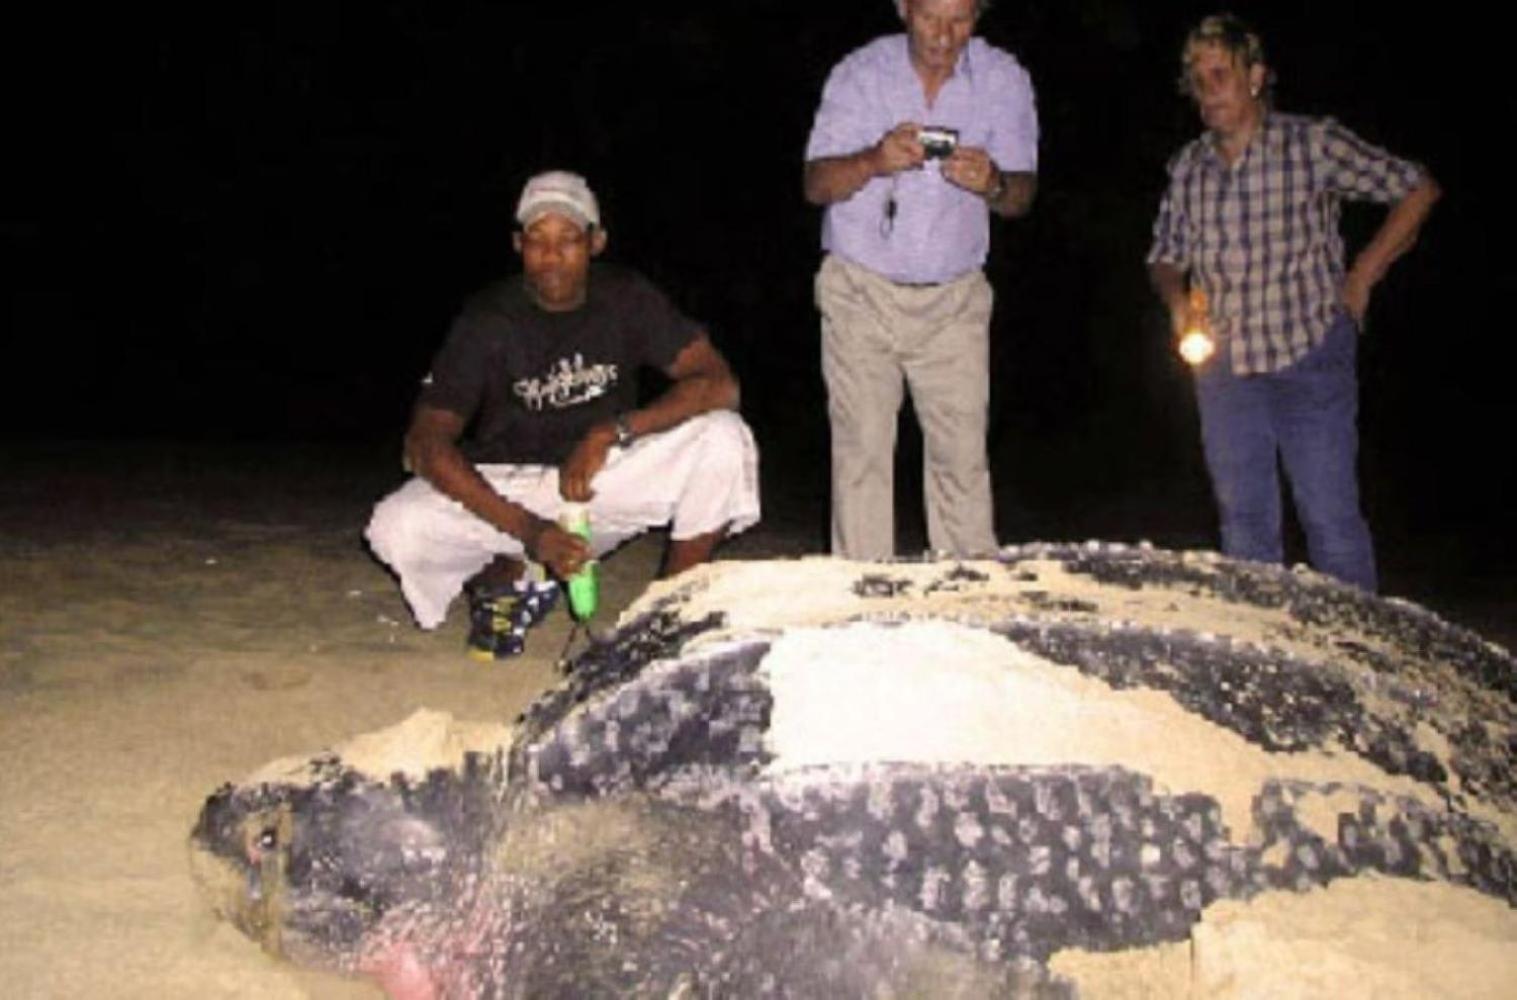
[805,35,1038,285]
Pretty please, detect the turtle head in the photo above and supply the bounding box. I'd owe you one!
[189,754,502,973]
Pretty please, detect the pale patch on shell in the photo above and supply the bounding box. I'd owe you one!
[759,621,1446,843]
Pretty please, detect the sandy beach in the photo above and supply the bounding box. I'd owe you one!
[1,440,1510,998]
[0,442,803,998]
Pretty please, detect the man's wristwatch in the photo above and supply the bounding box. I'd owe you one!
[612,414,636,448]
[984,169,1007,203]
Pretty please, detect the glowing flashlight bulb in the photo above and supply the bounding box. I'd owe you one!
[1177,287,1214,367]
[1179,329,1215,365]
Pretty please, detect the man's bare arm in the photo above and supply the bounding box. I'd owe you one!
[944,146,1037,219]
[804,152,884,206]
[804,123,925,205]
[989,172,1037,218]
[558,333,741,501]
[404,405,584,573]
[635,332,741,433]
[1148,261,1191,339]
[1342,175,1442,323]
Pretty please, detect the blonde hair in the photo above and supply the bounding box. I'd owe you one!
[1179,13,1275,103]
[895,0,992,19]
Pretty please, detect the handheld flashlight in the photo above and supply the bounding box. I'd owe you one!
[1177,288,1215,366]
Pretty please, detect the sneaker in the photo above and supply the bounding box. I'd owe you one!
[465,579,560,661]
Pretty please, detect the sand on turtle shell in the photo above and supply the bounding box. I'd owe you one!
[642,557,1517,847]
[757,620,1517,997]
[1050,875,1517,999]
[244,708,513,787]
[758,620,1446,844]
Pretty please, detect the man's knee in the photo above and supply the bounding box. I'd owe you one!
[827,396,899,456]
[1204,443,1272,505]
[364,491,407,562]
[365,481,433,568]
[691,409,746,442]
[689,411,751,476]
[922,410,988,472]
[660,411,761,540]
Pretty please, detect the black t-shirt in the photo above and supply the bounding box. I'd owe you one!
[419,264,701,465]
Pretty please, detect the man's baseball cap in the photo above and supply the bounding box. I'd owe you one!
[515,170,600,230]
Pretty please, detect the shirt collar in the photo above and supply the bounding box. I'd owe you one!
[956,39,977,81]
[1198,109,1276,168]
[895,34,978,85]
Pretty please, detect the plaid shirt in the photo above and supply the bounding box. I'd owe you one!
[1148,113,1423,374]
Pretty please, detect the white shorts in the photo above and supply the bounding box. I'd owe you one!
[365,411,761,628]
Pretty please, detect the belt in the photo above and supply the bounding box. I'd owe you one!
[826,254,971,290]
[889,270,976,289]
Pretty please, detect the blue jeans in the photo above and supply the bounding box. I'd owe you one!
[1194,313,1377,591]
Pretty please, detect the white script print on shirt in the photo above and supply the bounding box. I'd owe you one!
[513,353,620,411]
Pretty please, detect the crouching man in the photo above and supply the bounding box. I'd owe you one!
[367,170,760,660]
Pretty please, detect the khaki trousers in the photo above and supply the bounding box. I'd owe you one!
[815,254,997,560]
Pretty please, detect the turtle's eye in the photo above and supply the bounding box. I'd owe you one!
[257,827,278,851]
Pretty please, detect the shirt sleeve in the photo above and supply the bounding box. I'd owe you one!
[984,58,1039,174]
[626,274,702,372]
[1146,157,1190,266]
[417,306,490,419]
[1314,118,1424,204]
[804,50,881,162]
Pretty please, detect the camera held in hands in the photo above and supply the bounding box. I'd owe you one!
[918,126,959,159]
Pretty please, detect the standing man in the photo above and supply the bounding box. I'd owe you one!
[367,170,760,660]
[804,0,1038,560]
[1148,14,1440,592]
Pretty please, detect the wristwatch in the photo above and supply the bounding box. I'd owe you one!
[612,414,637,448]
[984,169,1007,203]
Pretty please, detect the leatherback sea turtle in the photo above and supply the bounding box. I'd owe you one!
[191,543,1517,997]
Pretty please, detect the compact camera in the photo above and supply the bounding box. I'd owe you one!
[918,126,959,159]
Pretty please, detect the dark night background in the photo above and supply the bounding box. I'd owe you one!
[2,3,1508,631]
